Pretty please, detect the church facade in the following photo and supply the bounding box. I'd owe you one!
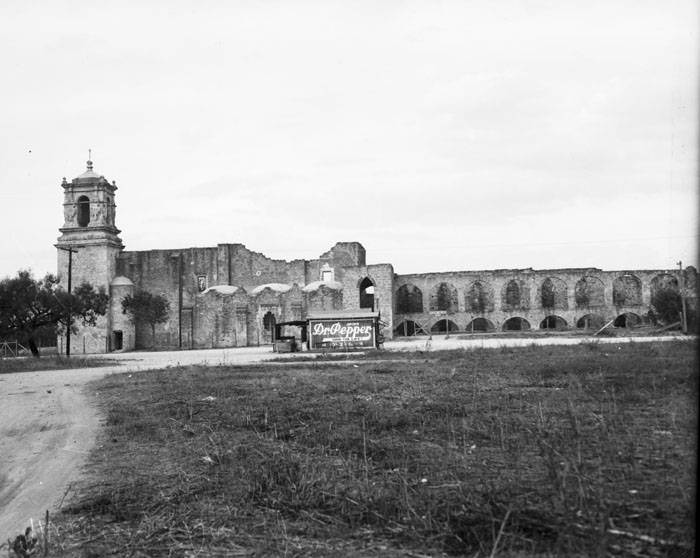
[56,161,696,353]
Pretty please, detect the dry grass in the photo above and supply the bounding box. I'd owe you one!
[0,355,116,374]
[53,340,696,556]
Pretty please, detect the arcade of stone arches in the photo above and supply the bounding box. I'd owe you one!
[392,271,683,337]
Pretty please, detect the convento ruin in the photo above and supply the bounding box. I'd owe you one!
[56,160,697,353]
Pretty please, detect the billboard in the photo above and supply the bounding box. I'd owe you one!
[308,317,376,350]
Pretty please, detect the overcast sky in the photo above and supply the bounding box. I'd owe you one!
[0,1,697,279]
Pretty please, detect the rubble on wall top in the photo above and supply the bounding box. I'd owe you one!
[251,283,292,295]
[302,280,343,292]
[201,285,239,295]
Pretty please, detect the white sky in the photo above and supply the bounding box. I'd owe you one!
[0,1,697,278]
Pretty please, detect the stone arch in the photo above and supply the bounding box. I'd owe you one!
[359,277,375,309]
[540,315,567,330]
[502,317,531,331]
[613,274,642,306]
[395,284,424,314]
[576,314,605,329]
[501,279,528,310]
[575,276,605,308]
[263,310,276,332]
[429,282,458,312]
[77,195,90,227]
[650,273,679,298]
[466,280,494,313]
[540,277,568,310]
[465,317,495,332]
[393,319,426,337]
[614,312,642,328]
[430,318,459,333]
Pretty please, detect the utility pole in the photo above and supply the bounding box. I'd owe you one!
[677,261,688,334]
[57,246,80,356]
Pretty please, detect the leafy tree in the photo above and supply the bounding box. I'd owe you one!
[0,270,108,357]
[650,288,682,325]
[121,290,170,349]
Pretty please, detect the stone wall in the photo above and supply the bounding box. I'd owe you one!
[115,242,366,350]
[392,267,697,335]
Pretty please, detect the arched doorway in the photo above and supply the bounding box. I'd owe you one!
[503,317,531,331]
[614,312,642,328]
[465,317,495,333]
[394,320,418,337]
[359,277,375,310]
[431,319,458,333]
[576,314,605,330]
[262,311,276,344]
[540,315,567,330]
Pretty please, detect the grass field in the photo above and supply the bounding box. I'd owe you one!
[54,341,696,557]
[0,355,116,374]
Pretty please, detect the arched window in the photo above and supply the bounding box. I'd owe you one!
[359,277,375,309]
[466,281,493,313]
[504,280,521,308]
[77,196,90,227]
[613,274,642,306]
[575,276,605,308]
[429,282,458,312]
[396,284,423,313]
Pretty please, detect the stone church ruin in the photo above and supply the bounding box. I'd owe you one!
[56,160,697,353]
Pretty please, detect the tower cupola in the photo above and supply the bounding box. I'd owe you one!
[57,157,123,249]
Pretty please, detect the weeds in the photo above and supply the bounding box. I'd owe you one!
[0,356,116,374]
[53,341,696,556]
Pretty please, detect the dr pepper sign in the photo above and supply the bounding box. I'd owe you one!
[309,317,376,350]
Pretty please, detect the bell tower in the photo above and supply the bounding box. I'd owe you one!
[56,157,124,354]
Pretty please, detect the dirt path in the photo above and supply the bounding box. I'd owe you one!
[0,348,285,542]
[0,335,691,541]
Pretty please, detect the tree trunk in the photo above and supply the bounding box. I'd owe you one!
[27,337,40,358]
[151,323,156,350]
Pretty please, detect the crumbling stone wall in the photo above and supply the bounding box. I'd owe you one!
[392,267,691,336]
[306,285,343,312]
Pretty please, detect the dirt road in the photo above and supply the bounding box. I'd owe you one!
[0,335,689,541]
